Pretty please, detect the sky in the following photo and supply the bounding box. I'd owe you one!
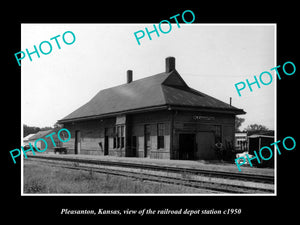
[21,23,275,130]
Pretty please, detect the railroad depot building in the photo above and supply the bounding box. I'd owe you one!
[58,57,245,160]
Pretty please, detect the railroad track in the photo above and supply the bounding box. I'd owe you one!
[26,155,274,194]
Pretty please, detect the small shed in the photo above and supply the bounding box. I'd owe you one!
[248,134,275,168]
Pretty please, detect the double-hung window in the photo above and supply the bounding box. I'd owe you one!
[114,125,125,149]
[157,123,165,149]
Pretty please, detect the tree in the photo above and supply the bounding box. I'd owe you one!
[235,117,245,132]
[23,124,40,137]
[23,124,53,137]
[243,124,269,136]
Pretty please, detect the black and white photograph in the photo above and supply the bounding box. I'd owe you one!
[21,23,275,195]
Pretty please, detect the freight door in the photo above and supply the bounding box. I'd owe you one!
[179,133,196,160]
[196,132,215,159]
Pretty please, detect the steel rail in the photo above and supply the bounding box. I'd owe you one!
[26,155,274,194]
[27,155,274,184]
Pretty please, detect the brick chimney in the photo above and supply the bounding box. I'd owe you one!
[127,70,133,83]
[166,56,175,73]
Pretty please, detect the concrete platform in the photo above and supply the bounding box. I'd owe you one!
[26,152,275,177]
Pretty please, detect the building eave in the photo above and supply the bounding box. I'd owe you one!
[168,105,246,115]
[58,105,169,124]
[58,104,245,124]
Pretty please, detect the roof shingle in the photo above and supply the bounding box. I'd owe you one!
[59,70,245,122]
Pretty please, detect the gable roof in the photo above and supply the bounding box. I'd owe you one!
[23,133,36,141]
[59,70,245,123]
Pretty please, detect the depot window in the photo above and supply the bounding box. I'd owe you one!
[157,123,165,149]
[114,125,125,149]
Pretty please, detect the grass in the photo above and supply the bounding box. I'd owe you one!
[23,160,213,194]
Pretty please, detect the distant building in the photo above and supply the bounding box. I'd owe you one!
[23,133,36,146]
[28,129,61,152]
[248,134,275,168]
[58,57,246,160]
[235,132,248,152]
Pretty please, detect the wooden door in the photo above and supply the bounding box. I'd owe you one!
[144,125,151,157]
[104,128,109,155]
[179,133,196,160]
[196,132,215,159]
[75,130,81,154]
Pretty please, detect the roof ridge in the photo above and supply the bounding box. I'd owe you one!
[160,70,180,105]
[99,71,171,92]
[60,71,172,122]
[188,87,239,109]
